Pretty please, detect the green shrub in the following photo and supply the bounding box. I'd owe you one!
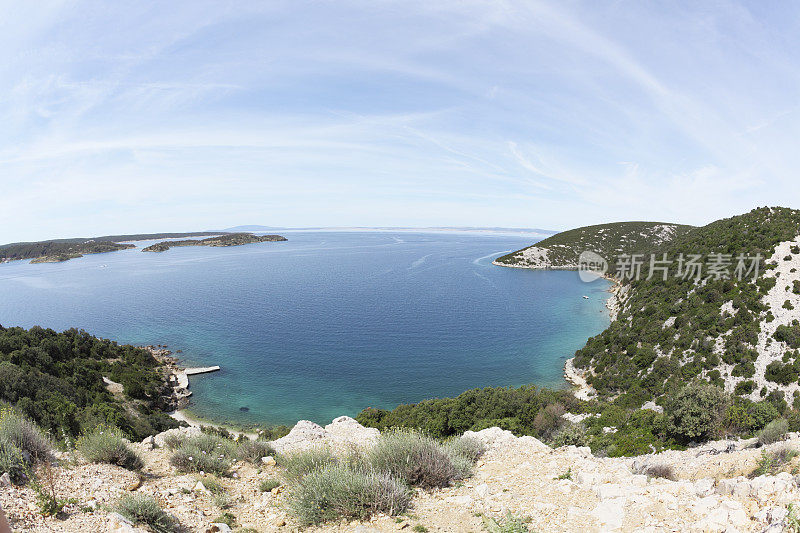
[0,437,27,484]
[749,401,780,431]
[550,423,588,448]
[259,478,280,492]
[482,512,531,533]
[77,426,143,471]
[162,433,186,450]
[257,425,291,441]
[750,447,798,478]
[0,408,53,462]
[113,494,179,533]
[532,403,566,439]
[169,434,237,475]
[759,418,789,446]
[212,512,236,528]
[443,436,485,463]
[367,430,458,489]
[289,463,410,525]
[197,475,225,494]
[765,361,799,385]
[278,447,337,483]
[665,384,728,442]
[237,439,275,463]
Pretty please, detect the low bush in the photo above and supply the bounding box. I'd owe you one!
[0,408,53,462]
[759,418,789,446]
[278,447,337,483]
[237,439,275,463]
[77,426,143,471]
[169,434,237,475]
[259,478,280,492]
[257,425,291,441]
[550,423,588,448]
[0,437,27,484]
[212,512,236,528]
[443,436,485,463]
[113,494,179,533]
[750,447,798,478]
[367,430,458,489]
[634,462,676,481]
[482,512,531,533]
[289,463,410,526]
[161,433,186,450]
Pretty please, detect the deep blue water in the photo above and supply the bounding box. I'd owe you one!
[0,231,610,426]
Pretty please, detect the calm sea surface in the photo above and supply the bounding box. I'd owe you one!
[0,231,610,426]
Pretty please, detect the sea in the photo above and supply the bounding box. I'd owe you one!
[0,231,610,427]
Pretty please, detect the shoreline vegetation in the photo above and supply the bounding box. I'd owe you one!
[0,231,287,264]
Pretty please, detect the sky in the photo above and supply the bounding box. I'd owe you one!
[2,1,800,243]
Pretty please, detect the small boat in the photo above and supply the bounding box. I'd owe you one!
[582,295,589,299]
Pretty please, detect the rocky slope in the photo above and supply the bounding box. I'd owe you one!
[4,416,800,532]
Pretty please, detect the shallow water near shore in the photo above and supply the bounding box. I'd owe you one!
[0,231,610,426]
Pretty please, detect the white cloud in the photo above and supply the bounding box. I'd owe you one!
[1,1,800,241]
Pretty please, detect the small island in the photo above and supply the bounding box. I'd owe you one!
[23,242,136,263]
[142,233,287,252]
[0,231,287,264]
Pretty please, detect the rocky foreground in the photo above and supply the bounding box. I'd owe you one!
[3,417,800,532]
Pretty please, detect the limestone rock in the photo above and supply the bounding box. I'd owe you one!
[108,512,145,533]
[324,415,380,445]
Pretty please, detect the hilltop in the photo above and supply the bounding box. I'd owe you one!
[494,221,693,269]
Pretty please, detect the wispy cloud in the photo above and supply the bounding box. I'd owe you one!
[1,1,800,242]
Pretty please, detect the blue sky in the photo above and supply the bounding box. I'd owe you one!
[2,1,800,242]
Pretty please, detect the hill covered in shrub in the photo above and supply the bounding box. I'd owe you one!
[0,325,178,441]
[495,221,693,268]
[574,206,800,407]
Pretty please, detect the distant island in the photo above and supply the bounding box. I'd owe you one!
[0,231,286,264]
[142,233,287,252]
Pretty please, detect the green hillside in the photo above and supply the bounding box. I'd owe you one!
[575,206,800,407]
[495,221,694,268]
[0,325,179,440]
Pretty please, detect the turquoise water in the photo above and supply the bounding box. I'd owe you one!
[0,231,610,426]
